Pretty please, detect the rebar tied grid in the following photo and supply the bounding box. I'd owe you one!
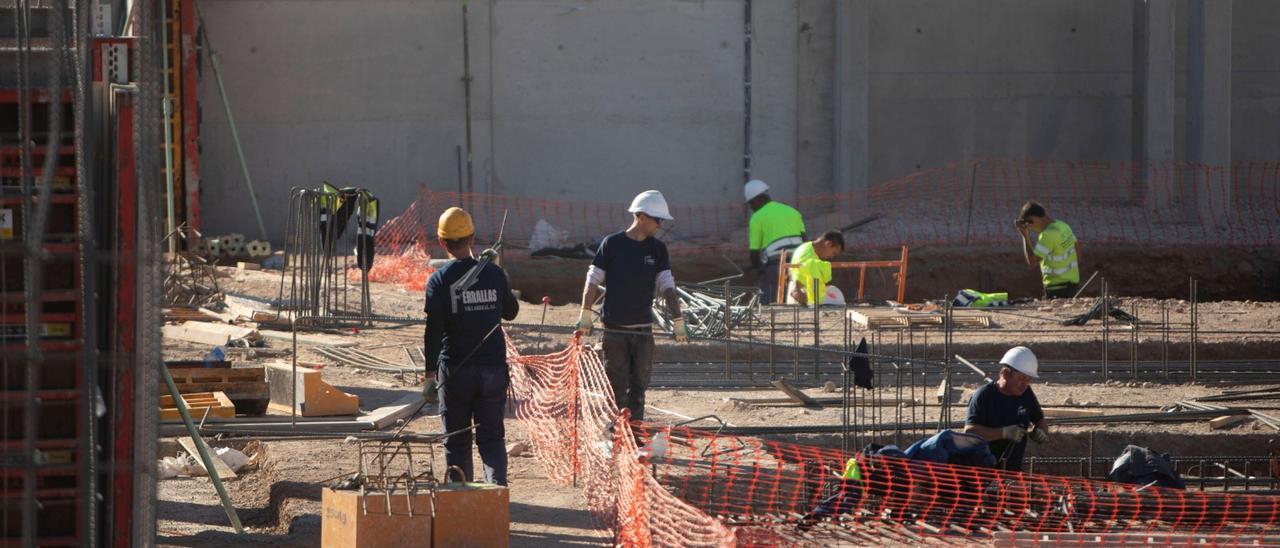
[275,187,374,327]
[640,278,1275,388]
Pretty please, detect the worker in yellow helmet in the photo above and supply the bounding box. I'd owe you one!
[424,207,520,485]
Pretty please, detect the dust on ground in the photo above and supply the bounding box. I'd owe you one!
[156,266,1280,546]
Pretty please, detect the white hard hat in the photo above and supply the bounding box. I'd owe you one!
[744,179,770,202]
[628,190,674,221]
[999,346,1039,378]
[823,285,845,305]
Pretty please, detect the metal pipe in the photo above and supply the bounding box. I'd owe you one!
[161,360,244,532]
[1101,278,1110,379]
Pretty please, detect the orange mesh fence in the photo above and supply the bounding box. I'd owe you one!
[346,246,435,293]
[507,337,1280,545]
[376,159,1280,269]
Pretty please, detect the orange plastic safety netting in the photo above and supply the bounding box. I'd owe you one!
[376,158,1280,269]
[506,338,1280,546]
[347,246,435,293]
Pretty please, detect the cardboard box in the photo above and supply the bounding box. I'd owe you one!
[322,483,509,547]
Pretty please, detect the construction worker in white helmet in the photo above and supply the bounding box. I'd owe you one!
[744,179,806,304]
[963,346,1049,472]
[576,190,688,427]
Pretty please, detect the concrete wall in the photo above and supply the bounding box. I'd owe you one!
[198,0,469,241]
[1231,0,1280,163]
[197,0,1280,242]
[864,0,1135,184]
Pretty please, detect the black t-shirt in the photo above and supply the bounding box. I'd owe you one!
[423,258,519,372]
[966,381,1044,471]
[591,231,670,326]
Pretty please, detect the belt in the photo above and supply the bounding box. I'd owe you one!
[603,324,652,332]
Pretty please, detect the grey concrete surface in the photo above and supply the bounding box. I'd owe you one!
[195,0,1280,243]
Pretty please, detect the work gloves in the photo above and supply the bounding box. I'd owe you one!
[575,310,594,336]
[673,318,689,343]
[1029,427,1049,445]
[1001,425,1027,443]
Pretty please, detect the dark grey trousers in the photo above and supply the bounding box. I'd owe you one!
[602,327,655,422]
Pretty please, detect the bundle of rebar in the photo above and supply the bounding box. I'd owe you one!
[276,188,373,325]
[652,282,762,338]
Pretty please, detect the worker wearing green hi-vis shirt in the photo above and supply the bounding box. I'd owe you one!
[1016,201,1081,299]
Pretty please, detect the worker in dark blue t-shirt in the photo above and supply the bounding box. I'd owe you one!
[964,346,1049,472]
[424,207,519,485]
[575,190,689,424]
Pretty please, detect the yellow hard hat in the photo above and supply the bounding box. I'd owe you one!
[437,207,475,239]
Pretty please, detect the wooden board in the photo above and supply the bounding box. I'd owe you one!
[160,391,236,421]
[162,322,258,346]
[846,307,992,330]
[258,330,357,348]
[163,307,224,323]
[1209,414,1250,430]
[1042,407,1106,418]
[164,366,269,416]
[169,366,264,384]
[770,379,822,408]
[178,436,238,480]
[165,360,232,369]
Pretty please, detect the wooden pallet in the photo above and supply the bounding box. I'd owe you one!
[847,308,992,330]
[163,365,269,415]
[163,306,225,323]
[160,391,236,421]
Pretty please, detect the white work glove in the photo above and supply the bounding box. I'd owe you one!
[575,309,594,336]
[672,318,689,343]
[1028,427,1048,445]
[479,248,498,261]
[1001,425,1027,443]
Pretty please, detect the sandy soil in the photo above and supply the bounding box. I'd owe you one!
[155,265,1280,546]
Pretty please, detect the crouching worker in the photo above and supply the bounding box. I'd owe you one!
[786,230,845,306]
[424,207,520,485]
[964,346,1049,472]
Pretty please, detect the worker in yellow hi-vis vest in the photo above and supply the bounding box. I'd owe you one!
[1016,201,1081,299]
[745,180,806,304]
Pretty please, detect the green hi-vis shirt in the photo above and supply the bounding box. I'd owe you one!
[1032,220,1080,287]
[749,201,806,256]
[789,241,831,299]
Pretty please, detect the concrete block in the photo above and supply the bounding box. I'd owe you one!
[265,362,359,417]
[236,261,260,271]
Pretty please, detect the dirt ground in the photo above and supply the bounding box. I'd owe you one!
[155,265,1280,546]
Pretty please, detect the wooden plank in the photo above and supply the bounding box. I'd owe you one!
[1043,407,1106,418]
[258,330,357,348]
[162,322,257,346]
[160,391,236,421]
[165,359,232,369]
[178,436,238,480]
[770,379,822,408]
[362,393,427,430]
[1209,414,1251,430]
[169,366,265,383]
[163,307,224,323]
